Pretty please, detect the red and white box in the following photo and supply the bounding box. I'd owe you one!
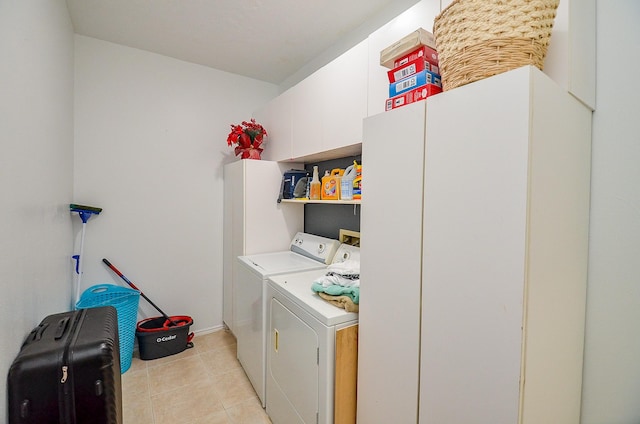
[385,84,442,111]
[389,69,441,97]
[387,57,440,83]
[393,45,439,69]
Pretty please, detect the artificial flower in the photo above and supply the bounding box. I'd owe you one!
[227,118,267,158]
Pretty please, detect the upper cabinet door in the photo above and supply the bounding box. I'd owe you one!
[290,69,325,159]
[254,89,293,162]
[289,40,368,161]
[321,39,368,152]
[543,0,596,109]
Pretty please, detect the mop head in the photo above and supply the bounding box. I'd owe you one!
[70,204,102,214]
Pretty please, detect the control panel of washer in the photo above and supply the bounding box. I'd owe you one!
[332,243,360,264]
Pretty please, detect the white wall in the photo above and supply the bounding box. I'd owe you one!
[279,0,420,92]
[0,0,75,419]
[73,36,278,333]
[581,1,640,423]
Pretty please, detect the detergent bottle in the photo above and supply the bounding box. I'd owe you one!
[309,166,321,200]
[352,161,362,200]
[321,169,343,200]
[341,161,357,200]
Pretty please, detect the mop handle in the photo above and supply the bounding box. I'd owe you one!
[75,222,87,304]
[102,258,179,326]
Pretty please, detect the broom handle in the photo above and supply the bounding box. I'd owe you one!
[102,258,179,326]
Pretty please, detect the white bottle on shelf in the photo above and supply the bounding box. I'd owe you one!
[309,166,321,200]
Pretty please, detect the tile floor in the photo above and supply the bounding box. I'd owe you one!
[122,329,271,424]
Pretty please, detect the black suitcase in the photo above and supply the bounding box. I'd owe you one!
[8,306,122,424]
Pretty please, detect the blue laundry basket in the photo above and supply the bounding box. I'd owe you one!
[76,284,140,373]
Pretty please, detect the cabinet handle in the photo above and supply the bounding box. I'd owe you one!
[274,328,279,352]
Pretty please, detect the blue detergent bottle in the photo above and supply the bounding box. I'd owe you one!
[341,162,357,200]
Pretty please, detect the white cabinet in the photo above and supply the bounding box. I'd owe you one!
[222,160,303,333]
[254,90,293,162]
[291,69,325,159]
[254,40,368,162]
[320,39,368,153]
[291,39,368,159]
[357,97,427,424]
[357,66,592,424]
[420,65,591,424]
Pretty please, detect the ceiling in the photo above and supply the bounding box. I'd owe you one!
[66,0,419,86]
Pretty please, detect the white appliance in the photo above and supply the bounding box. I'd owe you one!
[223,159,303,334]
[235,232,341,406]
[266,244,360,424]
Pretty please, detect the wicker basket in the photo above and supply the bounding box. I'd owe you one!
[433,0,560,90]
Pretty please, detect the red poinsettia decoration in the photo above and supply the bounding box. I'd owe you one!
[227,118,267,159]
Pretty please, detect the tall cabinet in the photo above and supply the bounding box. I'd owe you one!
[357,96,427,424]
[222,159,303,334]
[357,66,592,423]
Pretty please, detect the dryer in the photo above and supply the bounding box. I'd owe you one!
[235,232,341,406]
[266,244,360,424]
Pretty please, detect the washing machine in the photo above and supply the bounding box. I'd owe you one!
[235,232,341,406]
[266,244,360,424]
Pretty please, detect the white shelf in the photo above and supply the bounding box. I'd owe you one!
[280,199,361,205]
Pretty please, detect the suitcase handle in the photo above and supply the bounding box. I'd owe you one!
[54,317,70,340]
[24,322,49,345]
[34,323,49,341]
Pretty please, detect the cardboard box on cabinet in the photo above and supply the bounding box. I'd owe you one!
[393,45,439,69]
[380,28,436,69]
[385,84,442,111]
[389,70,442,97]
[388,57,440,83]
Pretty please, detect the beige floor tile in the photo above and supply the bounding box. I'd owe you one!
[225,397,272,424]
[121,329,271,424]
[211,368,261,409]
[195,329,236,353]
[193,410,234,424]
[147,355,209,395]
[127,355,149,373]
[121,368,149,396]
[122,395,154,424]
[151,379,225,424]
[200,344,241,376]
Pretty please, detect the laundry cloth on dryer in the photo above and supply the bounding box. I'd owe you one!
[313,259,360,288]
[311,282,360,304]
[317,292,359,312]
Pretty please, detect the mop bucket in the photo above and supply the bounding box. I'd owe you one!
[135,315,194,360]
[76,284,140,373]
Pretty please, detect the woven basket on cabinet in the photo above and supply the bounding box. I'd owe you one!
[433,0,560,91]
